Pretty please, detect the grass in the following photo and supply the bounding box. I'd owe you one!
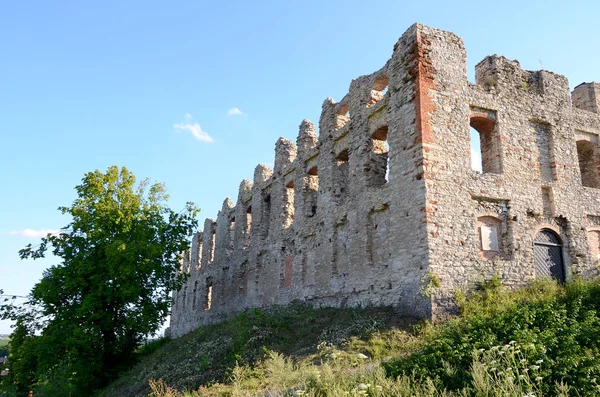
[97,303,406,397]
[99,277,600,396]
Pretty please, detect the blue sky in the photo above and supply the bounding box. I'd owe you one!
[1,0,598,334]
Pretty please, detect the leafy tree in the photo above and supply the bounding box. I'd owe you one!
[1,166,198,394]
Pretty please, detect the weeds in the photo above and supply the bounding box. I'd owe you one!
[101,278,600,396]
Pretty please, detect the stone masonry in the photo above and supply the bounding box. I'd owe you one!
[168,23,600,337]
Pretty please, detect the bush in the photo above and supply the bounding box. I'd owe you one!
[385,278,600,395]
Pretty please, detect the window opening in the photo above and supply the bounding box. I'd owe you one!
[209,229,216,264]
[192,280,198,310]
[284,180,295,228]
[244,206,252,248]
[204,283,213,310]
[335,104,350,129]
[334,149,350,204]
[228,217,235,255]
[576,140,600,188]
[307,166,318,217]
[470,116,501,174]
[368,75,389,107]
[262,194,272,238]
[367,126,389,186]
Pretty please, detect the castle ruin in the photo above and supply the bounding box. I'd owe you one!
[168,23,600,337]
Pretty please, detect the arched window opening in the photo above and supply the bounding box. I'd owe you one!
[335,104,350,130]
[284,180,295,228]
[306,166,318,217]
[228,217,236,255]
[368,75,389,107]
[587,230,600,264]
[204,281,213,310]
[196,239,203,270]
[334,149,350,204]
[367,126,389,187]
[244,206,252,248]
[209,229,216,264]
[533,229,565,283]
[576,140,600,188]
[477,216,502,259]
[470,116,501,174]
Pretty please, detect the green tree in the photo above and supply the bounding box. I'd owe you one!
[1,166,198,394]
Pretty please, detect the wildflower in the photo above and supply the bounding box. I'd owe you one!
[520,359,527,363]
[519,375,526,379]
[536,376,543,382]
[490,360,497,365]
[358,383,369,391]
[498,371,504,376]
[478,348,486,352]
[530,365,540,370]
[510,340,516,345]
[356,353,368,359]
[535,359,543,364]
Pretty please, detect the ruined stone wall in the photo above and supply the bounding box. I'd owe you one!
[418,29,600,316]
[169,23,600,337]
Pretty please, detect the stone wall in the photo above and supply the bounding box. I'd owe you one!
[168,23,600,337]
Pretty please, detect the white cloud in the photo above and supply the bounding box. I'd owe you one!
[471,149,482,172]
[173,115,213,143]
[9,229,60,238]
[227,107,244,116]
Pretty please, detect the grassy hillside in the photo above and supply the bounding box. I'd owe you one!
[97,303,410,397]
[100,278,600,397]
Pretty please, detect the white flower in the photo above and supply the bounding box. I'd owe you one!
[535,359,543,364]
[356,353,368,359]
